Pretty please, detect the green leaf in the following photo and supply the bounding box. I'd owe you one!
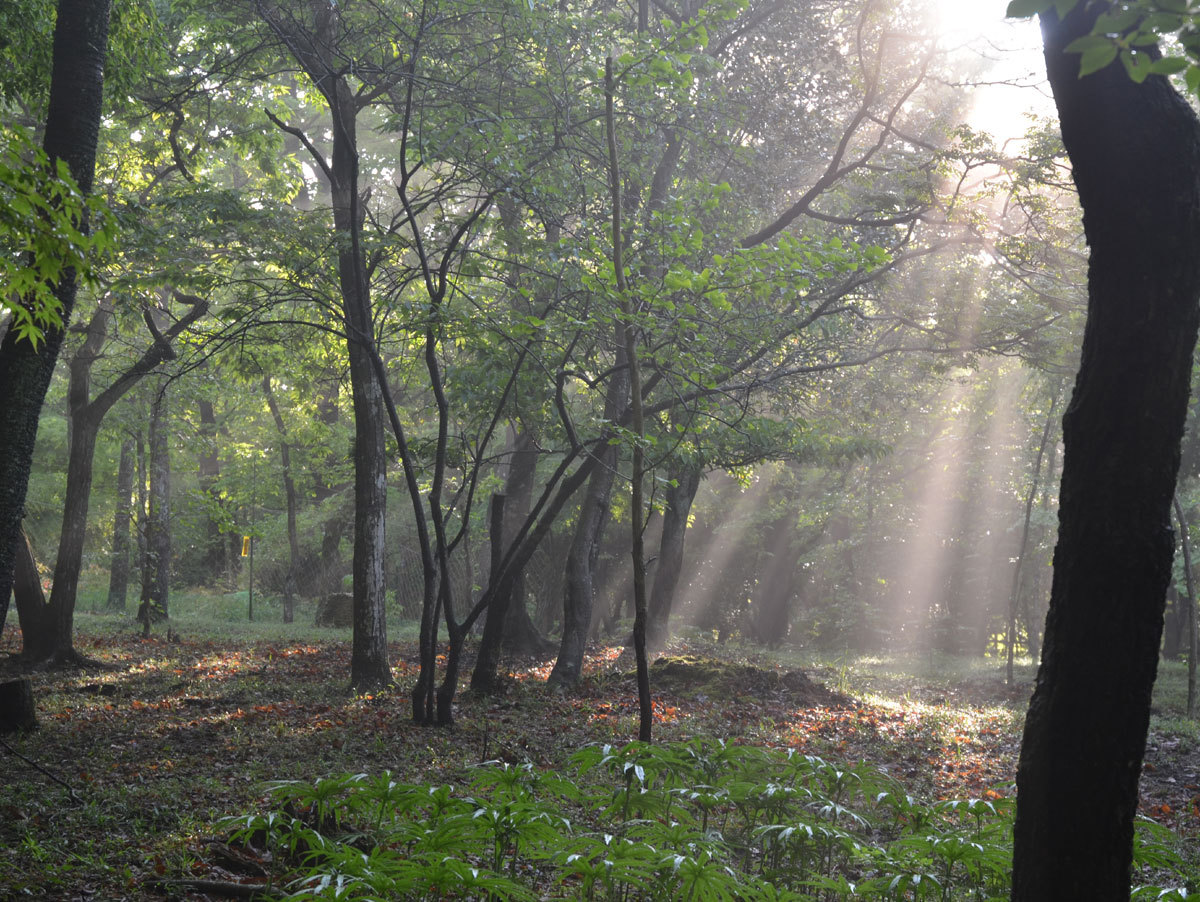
[1078,42,1118,76]
[1149,56,1189,76]
[1185,64,1200,95]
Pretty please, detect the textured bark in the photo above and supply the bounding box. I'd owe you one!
[1012,8,1200,900]
[138,390,171,628]
[0,0,112,611]
[646,465,702,649]
[106,438,134,612]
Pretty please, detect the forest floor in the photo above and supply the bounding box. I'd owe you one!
[1,609,1198,900]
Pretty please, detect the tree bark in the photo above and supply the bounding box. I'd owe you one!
[547,440,622,688]
[197,398,226,582]
[262,375,300,624]
[10,529,52,659]
[138,389,171,630]
[0,678,37,734]
[1173,495,1198,717]
[106,437,134,612]
[1006,387,1059,685]
[1012,8,1200,900]
[49,293,205,659]
[258,2,391,689]
[646,464,702,650]
[0,0,112,612]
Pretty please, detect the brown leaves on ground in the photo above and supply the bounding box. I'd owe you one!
[0,629,1195,900]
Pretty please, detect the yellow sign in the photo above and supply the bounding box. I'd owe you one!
[241,536,251,557]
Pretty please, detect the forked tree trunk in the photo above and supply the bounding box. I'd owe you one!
[1012,8,1200,899]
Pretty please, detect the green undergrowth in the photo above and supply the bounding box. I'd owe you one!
[227,739,1197,901]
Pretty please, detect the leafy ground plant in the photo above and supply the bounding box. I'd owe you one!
[226,738,1195,900]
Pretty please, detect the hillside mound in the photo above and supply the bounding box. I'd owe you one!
[647,654,850,707]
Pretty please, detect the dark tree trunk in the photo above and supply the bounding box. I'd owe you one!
[646,465,702,650]
[106,438,134,612]
[0,0,112,611]
[11,530,52,659]
[1012,8,1200,900]
[263,376,300,624]
[548,441,621,688]
[472,429,548,692]
[138,390,171,629]
[48,294,203,659]
[0,679,37,734]
[258,3,391,688]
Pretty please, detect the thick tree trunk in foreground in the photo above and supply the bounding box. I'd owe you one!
[1012,8,1200,901]
[0,0,112,611]
[106,438,135,612]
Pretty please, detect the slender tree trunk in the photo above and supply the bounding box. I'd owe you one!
[472,429,548,692]
[548,441,622,687]
[258,2,391,688]
[0,0,112,610]
[138,390,171,630]
[49,294,205,659]
[106,438,134,612]
[1007,387,1059,685]
[197,398,225,582]
[263,376,300,624]
[1012,8,1200,900]
[646,465,702,650]
[1177,495,1198,718]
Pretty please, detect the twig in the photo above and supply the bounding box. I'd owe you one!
[0,736,82,804]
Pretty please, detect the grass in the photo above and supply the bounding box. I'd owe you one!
[0,604,1197,899]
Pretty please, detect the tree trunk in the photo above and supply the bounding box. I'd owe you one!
[1012,8,1200,900]
[471,429,549,692]
[263,376,300,624]
[197,398,226,582]
[0,0,112,611]
[258,3,391,689]
[1007,387,1059,685]
[11,529,52,659]
[106,437,134,612]
[138,390,171,629]
[646,465,702,650]
[1174,495,1197,718]
[547,441,621,688]
[0,678,37,734]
